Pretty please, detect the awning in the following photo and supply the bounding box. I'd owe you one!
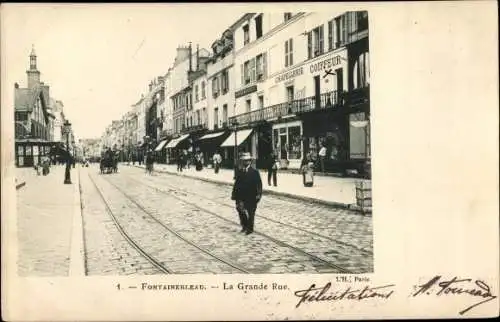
[154,139,169,151]
[165,134,190,149]
[199,131,225,140]
[220,129,253,147]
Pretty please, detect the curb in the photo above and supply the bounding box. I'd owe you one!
[16,181,26,190]
[69,166,86,276]
[129,165,370,214]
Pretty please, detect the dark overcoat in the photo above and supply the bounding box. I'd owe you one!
[231,167,263,203]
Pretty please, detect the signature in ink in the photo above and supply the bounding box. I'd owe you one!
[294,282,395,308]
[412,275,497,315]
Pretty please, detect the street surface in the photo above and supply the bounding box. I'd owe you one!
[80,164,373,274]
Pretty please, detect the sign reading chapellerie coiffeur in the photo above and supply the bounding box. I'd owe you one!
[274,52,345,84]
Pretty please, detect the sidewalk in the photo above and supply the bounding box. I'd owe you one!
[16,165,84,276]
[129,163,369,211]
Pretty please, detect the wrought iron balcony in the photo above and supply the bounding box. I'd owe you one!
[181,122,208,134]
[229,90,341,126]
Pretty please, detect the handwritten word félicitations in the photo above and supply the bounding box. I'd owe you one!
[412,275,497,315]
[294,282,395,308]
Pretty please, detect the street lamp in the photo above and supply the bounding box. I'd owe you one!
[72,139,76,168]
[63,120,72,184]
[232,118,239,179]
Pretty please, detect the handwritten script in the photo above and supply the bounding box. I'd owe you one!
[294,282,395,308]
[412,275,497,315]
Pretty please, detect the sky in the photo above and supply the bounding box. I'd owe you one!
[1,4,244,140]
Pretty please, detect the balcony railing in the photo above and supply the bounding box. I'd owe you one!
[229,90,341,126]
[181,122,208,134]
[346,86,369,107]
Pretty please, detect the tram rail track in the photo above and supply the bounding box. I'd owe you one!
[107,172,355,274]
[125,172,373,256]
[89,172,251,274]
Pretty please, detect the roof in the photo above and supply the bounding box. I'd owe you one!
[14,84,49,114]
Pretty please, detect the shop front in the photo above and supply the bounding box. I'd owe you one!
[195,130,230,166]
[220,128,253,168]
[15,139,60,167]
[300,107,350,173]
[165,133,190,164]
[271,120,303,169]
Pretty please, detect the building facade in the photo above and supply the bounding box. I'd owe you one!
[14,46,61,167]
[229,11,370,173]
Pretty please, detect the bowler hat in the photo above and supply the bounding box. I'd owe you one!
[239,152,252,160]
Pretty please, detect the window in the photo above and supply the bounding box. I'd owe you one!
[258,96,264,109]
[357,11,368,31]
[201,81,206,99]
[243,25,250,45]
[353,52,370,88]
[335,16,343,48]
[212,76,219,97]
[202,107,206,124]
[222,104,228,123]
[307,25,324,58]
[284,12,292,21]
[255,14,263,39]
[214,107,219,128]
[256,54,264,80]
[195,85,199,102]
[221,70,229,94]
[285,38,293,67]
[243,61,250,84]
[196,110,201,125]
[286,85,295,102]
[245,99,251,113]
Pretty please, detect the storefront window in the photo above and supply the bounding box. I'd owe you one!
[25,146,32,156]
[349,112,369,159]
[33,146,39,156]
[18,146,24,156]
[288,126,302,160]
[19,156,24,166]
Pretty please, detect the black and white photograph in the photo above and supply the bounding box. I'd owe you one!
[1,2,498,321]
[11,10,372,276]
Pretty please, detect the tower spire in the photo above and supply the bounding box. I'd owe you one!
[29,44,37,70]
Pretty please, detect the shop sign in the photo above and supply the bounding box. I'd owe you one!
[275,66,304,84]
[235,84,257,98]
[309,54,344,75]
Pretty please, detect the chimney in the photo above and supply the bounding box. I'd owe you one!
[14,83,19,89]
[196,44,200,70]
[189,42,193,72]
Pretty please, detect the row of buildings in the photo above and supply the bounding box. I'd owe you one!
[14,46,80,167]
[101,11,370,175]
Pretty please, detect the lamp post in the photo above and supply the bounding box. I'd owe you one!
[72,140,76,168]
[232,118,239,179]
[63,120,72,184]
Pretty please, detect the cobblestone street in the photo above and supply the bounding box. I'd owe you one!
[80,164,373,274]
[16,163,373,275]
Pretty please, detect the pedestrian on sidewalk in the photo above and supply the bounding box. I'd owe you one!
[195,150,203,171]
[231,152,262,235]
[177,150,185,172]
[212,151,222,174]
[318,142,327,173]
[301,152,315,187]
[266,151,279,187]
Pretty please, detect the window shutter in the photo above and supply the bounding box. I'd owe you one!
[290,39,293,65]
[307,31,312,59]
[319,25,324,54]
[328,20,333,50]
[285,41,288,67]
[241,64,244,86]
[251,58,256,83]
[263,52,267,78]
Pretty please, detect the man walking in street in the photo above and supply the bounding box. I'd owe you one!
[231,152,262,235]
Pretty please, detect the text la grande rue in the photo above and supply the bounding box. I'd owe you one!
[223,282,288,291]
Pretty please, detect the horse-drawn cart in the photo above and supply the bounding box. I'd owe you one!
[100,149,118,174]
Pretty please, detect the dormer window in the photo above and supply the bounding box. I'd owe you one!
[243,25,250,45]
